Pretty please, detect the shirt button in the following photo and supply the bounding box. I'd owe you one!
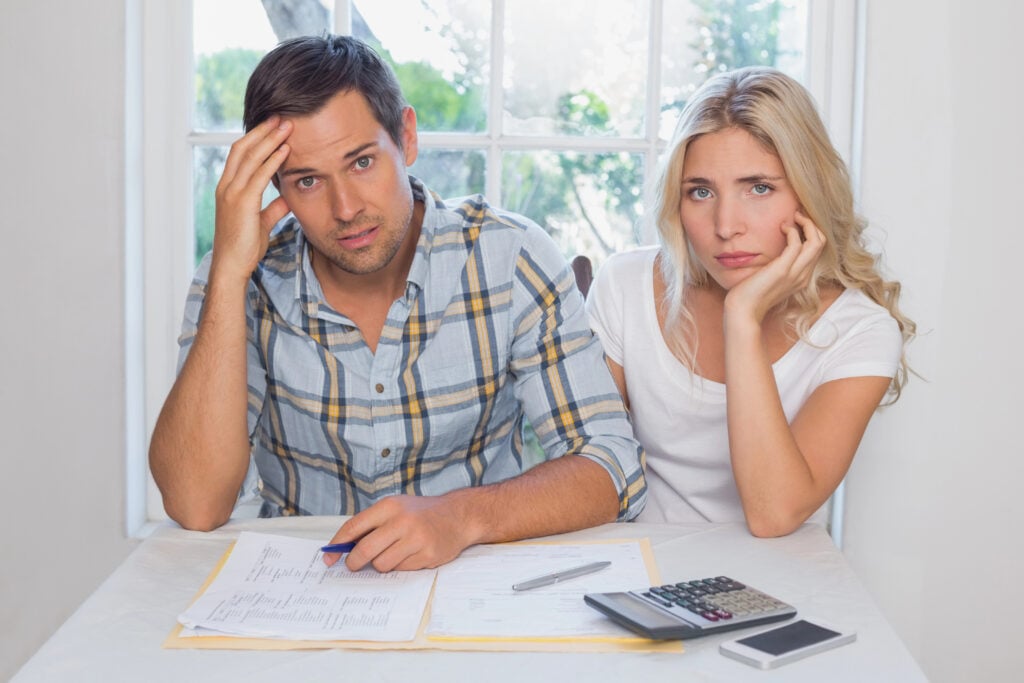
[381,448,391,458]
[375,383,384,393]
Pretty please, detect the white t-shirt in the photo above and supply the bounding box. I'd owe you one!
[586,246,903,524]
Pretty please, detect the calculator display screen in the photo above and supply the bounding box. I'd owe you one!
[596,593,688,629]
[736,620,840,656]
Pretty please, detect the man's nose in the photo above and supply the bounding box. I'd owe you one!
[331,181,364,223]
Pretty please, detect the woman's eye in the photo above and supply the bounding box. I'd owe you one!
[689,187,712,200]
[752,183,771,195]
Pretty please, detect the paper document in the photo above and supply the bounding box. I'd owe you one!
[427,541,649,638]
[177,532,436,641]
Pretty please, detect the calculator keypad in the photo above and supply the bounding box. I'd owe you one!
[636,576,793,627]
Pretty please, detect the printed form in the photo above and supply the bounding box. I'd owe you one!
[178,532,436,641]
[428,540,650,639]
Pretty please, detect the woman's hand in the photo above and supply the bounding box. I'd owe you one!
[724,210,826,326]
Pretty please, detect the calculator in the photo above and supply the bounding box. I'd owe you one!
[584,575,797,640]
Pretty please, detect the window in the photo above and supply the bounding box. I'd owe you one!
[130,0,857,532]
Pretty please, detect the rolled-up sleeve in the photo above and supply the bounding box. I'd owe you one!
[508,226,647,520]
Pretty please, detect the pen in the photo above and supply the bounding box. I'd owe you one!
[512,560,612,592]
[320,542,357,554]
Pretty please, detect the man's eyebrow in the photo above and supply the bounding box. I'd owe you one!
[278,166,317,179]
[278,142,378,178]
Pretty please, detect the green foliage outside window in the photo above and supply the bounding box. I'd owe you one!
[193,1,794,267]
[692,0,783,75]
[194,49,265,261]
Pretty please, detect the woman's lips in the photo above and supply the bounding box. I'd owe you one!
[715,252,758,268]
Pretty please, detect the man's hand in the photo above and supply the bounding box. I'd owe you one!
[211,115,293,282]
[322,494,480,572]
[724,210,826,326]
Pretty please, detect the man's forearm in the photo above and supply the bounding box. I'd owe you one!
[452,455,620,546]
[326,454,621,572]
[148,270,254,531]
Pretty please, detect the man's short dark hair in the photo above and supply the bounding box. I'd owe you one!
[243,34,408,149]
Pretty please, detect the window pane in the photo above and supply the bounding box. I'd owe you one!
[356,0,490,133]
[410,149,486,198]
[504,0,649,138]
[193,146,278,265]
[192,0,299,131]
[502,151,644,269]
[193,146,226,263]
[660,0,808,139]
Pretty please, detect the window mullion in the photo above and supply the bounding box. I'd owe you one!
[141,0,194,525]
[189,131,243,147]
[644,0,665,244]
[487,0,505,203]
[336,0,352,35]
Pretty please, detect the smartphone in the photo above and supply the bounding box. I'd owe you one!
[719,619,856,669]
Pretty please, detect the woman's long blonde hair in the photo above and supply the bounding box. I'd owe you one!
[653,66,915,401]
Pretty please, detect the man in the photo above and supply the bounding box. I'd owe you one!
[149,34,645,572]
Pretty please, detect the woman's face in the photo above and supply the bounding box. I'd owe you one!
[679,127,801,292]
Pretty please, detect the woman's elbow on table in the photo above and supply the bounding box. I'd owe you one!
[744,506,810,538]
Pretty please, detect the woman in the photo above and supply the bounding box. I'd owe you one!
[587,66,914,536]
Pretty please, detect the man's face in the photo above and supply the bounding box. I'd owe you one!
[276,90,418,278]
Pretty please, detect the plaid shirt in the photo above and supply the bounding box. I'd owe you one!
[179,178,646,520]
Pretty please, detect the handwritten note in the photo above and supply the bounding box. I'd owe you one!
[178,532,436,641]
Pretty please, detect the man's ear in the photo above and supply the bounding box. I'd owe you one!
[401,106,419,167]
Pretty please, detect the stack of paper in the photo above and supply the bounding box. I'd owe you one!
[177,532,436,641]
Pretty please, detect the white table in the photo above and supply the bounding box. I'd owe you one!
[12,517,926,682]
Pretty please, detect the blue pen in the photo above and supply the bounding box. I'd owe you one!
[320,542,357,554]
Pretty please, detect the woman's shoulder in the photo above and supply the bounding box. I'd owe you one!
[829,288,897,322]
[812,287,901,346]
[595,245,659,280]
[587,246,659,323]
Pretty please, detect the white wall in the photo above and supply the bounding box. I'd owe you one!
[0,1,137,680]
[845,2,1023,682]
[1,0,1019,680]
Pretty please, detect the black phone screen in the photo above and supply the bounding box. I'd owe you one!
[736,620,841,655]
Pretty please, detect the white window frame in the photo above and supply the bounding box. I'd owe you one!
[126,0,862,537]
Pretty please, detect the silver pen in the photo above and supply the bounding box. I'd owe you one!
[512,560,612,591]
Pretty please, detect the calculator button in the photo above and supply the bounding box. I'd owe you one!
[643,592,673,608]
[627,577,795,636]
